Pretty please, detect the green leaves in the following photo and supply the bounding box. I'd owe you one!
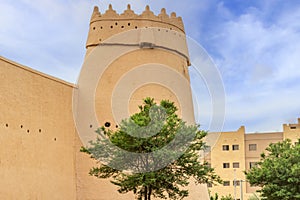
[245,139,300,200]
[82,97,221,200]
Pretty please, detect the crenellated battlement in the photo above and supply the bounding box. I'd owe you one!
[86,4,185,50]
[90,4,184,31]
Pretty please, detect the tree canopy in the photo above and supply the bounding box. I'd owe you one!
[245,139,300,200]
[81,97,221,200]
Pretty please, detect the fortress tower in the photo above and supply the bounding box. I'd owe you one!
[76,5,195,134]
[74,4,209,199]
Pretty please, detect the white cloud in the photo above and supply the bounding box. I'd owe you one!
[210,4,300,131]
[214,4,300,84]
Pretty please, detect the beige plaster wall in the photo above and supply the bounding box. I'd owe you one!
[95,49,189,129]
[209,127,246,199]
[244,132,283,194]
[87,20,183,50]
[0,57,76,200]
[74,135,136,200]
[283,118,300,144]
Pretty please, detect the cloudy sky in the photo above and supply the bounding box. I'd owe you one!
[1,0,300,132]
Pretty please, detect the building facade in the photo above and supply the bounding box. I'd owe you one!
[207,118,300,199]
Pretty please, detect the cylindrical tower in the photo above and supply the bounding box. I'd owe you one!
[79,4,194,130]
[74,4,209,200]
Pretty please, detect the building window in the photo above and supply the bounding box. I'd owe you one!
[222,145,229,151]
[223,181,230,186]
[223,163,230,168]
[233,162,240,168]
[290,126,297,129]
[233,180,240,186]
[250,162,257,169]
[232,144,239,150]
[249,144,257,151]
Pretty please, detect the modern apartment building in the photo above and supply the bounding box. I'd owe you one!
[206,118,300,199]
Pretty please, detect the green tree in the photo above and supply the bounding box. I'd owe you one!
[81,98,221,200]
[209,193,234,200]
[245,139,300,200]
[248,193,261,200]
[220,194,234,200]
[210,193,219,200]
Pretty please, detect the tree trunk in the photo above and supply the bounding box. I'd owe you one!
[148,186,152,200]
[144,186,148,200]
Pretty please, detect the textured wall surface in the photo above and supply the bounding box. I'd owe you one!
[0,57,77,200]
[209,127,247,199]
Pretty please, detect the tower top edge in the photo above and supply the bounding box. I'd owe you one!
[90,4,184,31]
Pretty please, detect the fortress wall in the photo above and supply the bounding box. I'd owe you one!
[0,57,77,200]
[74,136,136,200]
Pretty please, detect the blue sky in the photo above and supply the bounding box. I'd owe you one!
[1,0,300,132]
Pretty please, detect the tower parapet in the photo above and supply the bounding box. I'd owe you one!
[86,4,185,50]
